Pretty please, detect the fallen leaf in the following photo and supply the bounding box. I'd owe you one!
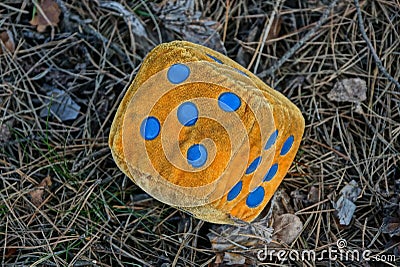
[29,176,52,207]
[336,197,356,225]
[30,0,61,32]
[331,180,361,225]
[328,78,367,103]
[98,1,148,38]
[307,186,320,204]
[327,78,367,113]
[381,217,400,237]
[339,180,360,202]
[39,88,81,121]
[0,30,16,53]
[271,189,294,215]
[207,216,273,265]
[221,252,246,265]
[290,189,306,202]
[151,0,226,54]
[272,214,303,245]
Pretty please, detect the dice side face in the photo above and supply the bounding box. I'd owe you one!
[109,41,305,224]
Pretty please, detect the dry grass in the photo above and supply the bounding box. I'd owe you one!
[1,0,399,266]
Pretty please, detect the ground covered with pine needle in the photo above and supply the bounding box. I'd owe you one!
[1,0,399,266]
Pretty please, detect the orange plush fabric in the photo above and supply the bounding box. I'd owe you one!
[109,41,305,224]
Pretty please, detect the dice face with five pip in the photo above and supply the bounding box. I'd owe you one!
[109,41,305,224]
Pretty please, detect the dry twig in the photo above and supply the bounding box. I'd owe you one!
[353,0,400,90]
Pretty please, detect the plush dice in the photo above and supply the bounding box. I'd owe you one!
[109,41,305,224]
